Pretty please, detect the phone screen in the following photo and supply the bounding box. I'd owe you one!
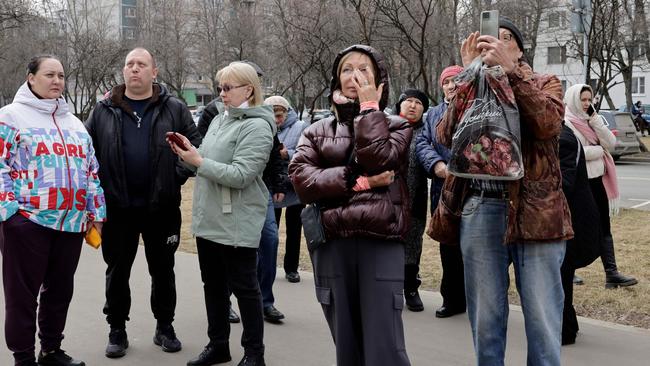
[480,10,499,38]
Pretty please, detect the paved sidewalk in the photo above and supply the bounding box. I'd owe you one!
[2,246,650,365]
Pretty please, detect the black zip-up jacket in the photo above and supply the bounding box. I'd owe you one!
[198,99,288,194]
[85,83,202,210]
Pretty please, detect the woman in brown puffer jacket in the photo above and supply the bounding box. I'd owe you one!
[289,45,412,366]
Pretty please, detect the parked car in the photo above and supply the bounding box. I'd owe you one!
[618,104,650,124]
[599,110,641,160]
[304,109,332,124]
[190,105,205,125]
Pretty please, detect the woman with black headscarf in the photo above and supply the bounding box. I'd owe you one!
[395,89,429,312]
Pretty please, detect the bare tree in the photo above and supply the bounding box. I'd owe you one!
[269,0,354,115]
[59,0,125,120]
[138,0,196,101]
[372,0,438,99]
[192,0,228,95]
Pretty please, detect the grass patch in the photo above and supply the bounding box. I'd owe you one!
[178,180,650,329]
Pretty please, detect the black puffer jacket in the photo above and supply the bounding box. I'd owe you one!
[198,99,288,194]
[85,83,202,209]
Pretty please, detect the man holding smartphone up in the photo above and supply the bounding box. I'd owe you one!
[435,17,572,366]
[85,47,201,359]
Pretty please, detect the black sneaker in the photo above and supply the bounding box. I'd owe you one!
[37,349,85,366]
[187,343,231,366]
[237,354,266,366]
[573,275,584,285]
[263,305,285,323]
[404,291,424,312]
[105,328,128,358]
[153,323,182,352]
[229,307,241,323]
[285,272,300,283]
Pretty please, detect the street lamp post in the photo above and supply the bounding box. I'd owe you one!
[571,0,593,84]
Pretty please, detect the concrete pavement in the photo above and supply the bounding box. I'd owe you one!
[2,246,650,365]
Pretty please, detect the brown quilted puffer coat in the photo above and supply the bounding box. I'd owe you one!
[289,45,413,242]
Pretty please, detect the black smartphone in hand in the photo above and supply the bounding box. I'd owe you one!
[587,105,595,116]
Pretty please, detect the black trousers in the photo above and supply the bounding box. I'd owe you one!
[310,238,411,366]
[589,177,618,273]
[274,204,305,273]
[1,215,83,365]
[196,238,264,356]
[439,243,466,309]
[560,261,578,343]
[101,205,181,328]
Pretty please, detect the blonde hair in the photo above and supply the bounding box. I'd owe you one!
[336,51,378,86]
[216,62,263,106]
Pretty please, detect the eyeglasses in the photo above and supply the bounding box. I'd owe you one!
[217,84,248,93]
[500,33,513,42]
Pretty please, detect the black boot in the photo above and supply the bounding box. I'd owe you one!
[187,343,231,366]
[153,322,182,352]
[600,235,638,288]
[228,307,241,323]
[404,264,424,312]
[600,235,618,275]
[404,291,424,312]
[105,327,128,358]
[605,271,638,289]
[237,354,265,366]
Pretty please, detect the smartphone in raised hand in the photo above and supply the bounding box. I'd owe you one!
[480,10,499,38]
[586,105,595,116]
[166,132,189,151]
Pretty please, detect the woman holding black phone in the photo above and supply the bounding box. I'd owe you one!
[167,61,274,366]
[563,84,637,289]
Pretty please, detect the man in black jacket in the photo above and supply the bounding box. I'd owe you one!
[85,48,201,359]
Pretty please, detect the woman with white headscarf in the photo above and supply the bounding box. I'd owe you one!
[563,84,637,289]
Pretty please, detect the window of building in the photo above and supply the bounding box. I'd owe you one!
[124,6,136,18]
[548,11,566,28]
[548,46,566,64]
[123,28,135,40]
[632,77,646,95]
[632,44,646,59]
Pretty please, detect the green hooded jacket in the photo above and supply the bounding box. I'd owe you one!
[192,103,276,248]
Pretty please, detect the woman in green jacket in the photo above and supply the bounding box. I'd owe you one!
[168,62,275,366]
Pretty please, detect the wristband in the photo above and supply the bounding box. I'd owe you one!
[352,176,371,191]
[360,101,379,112]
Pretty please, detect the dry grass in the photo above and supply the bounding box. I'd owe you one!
[178,180,650,329]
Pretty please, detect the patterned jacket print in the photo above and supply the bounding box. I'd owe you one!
[0,83,106,232]
[435,62,573,244]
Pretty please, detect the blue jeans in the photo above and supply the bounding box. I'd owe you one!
[460,195,565,366]
[257,194,279,309]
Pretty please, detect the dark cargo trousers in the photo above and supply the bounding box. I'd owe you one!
[310,237,411,366]
[1,214,83,365]
[101,205,181,328]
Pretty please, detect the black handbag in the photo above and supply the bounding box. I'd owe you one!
[300,203,326,252]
